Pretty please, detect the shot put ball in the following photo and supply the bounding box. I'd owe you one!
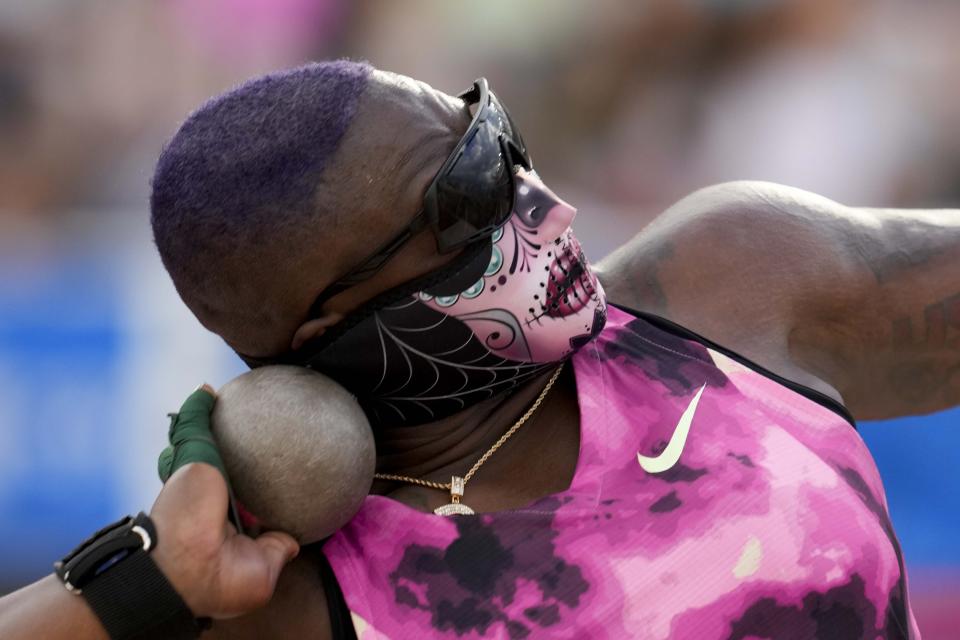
[211,365,375,544]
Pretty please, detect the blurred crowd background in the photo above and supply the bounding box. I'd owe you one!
[0,0,957,634]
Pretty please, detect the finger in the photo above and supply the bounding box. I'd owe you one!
[255,531,300,565]
[249,532,300,602]
[157,444,175,483]
[214,532,300,616]
[154,462,230,524]
[171,386,217,423]
[158,385,228,483]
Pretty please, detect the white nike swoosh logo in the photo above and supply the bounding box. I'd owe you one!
[637,383,707,474]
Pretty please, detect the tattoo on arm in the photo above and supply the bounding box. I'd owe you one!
[852,208,960,285]
[891,291,960,347]
[887,290,960,407]
[838,208,960,413]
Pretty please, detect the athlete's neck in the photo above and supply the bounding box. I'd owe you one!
[370,368,566,493]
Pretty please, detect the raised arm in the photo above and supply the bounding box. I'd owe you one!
[597,181,960,422]
[789,199,960,420]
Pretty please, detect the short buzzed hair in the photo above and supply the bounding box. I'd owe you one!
[149,60,372,329]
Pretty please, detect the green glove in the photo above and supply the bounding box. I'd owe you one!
[158,386,228,483]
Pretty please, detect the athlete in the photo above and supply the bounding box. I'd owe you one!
[2,60,957,639]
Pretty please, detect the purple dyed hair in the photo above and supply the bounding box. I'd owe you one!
[150,59,373,297]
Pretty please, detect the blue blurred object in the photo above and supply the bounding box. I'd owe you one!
[0,257,123,586]
[860,411,960,566]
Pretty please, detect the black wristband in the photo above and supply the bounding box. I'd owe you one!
[55,513,210,640]
[82,550,206,640]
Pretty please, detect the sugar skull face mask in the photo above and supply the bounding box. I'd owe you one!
[293,169,607,429]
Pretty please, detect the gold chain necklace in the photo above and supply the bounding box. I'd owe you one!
[373,363,564,516]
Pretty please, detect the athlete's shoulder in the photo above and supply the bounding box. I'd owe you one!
[594,181,849,407]
[595,180,849,309]
[596,181,839,313]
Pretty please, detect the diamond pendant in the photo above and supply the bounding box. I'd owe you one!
[433,475,475,516]
[434,502,475,516]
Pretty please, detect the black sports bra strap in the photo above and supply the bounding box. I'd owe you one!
[317,546,357,640]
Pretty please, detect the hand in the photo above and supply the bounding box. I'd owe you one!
[150,386,300,619]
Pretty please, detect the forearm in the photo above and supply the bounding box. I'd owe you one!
[0,575,107,640]
[793,205,960,419]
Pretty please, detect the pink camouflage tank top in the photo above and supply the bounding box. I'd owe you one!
[321,304,919,639]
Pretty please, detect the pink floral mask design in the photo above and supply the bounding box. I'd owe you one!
[301,169,607,428]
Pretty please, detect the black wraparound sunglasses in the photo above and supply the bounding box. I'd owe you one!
[304,77,532,318]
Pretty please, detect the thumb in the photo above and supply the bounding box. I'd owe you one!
[207,529,301,617]
[254,531,300,577]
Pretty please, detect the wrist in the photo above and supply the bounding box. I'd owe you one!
[149,528,216,618]
[42,575,109,640]
[0,575,110,640]
[55,512,209,639]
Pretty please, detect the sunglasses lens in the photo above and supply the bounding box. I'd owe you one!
[433,102,514,252]
[491,93,530,165]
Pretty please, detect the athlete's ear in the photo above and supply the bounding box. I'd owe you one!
[291,312,343,351]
